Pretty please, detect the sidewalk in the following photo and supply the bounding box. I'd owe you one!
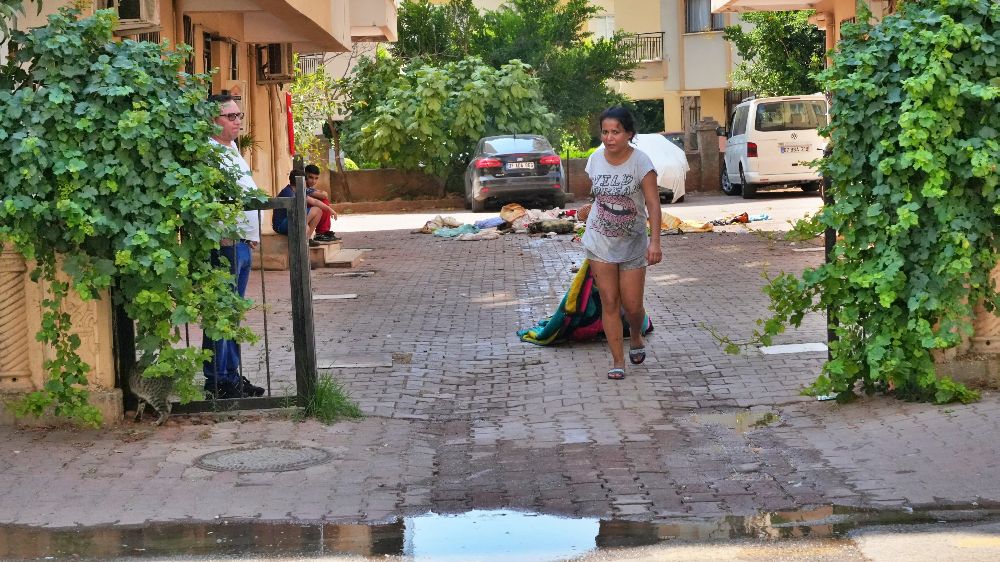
[1,215,998,532]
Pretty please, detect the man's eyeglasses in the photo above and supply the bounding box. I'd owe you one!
[220,112,244,122]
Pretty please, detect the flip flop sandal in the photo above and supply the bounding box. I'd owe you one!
[629,347,646,365]
[607,368,625,380]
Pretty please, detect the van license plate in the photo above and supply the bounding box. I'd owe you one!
[506,162,535,170]
[781,144,810,154]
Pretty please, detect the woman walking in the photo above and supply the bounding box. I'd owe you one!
[582,106,662,380]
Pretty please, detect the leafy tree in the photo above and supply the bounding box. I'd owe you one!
[0,6,260,424]
[394,0,482,61]
[749,0,998,403]
[723,11,824,96]
[394,0,635,144]
[343,51,554,189]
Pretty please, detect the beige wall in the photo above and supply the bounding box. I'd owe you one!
[682,31,732,90]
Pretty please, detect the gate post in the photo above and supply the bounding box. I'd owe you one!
[287,176,318,402]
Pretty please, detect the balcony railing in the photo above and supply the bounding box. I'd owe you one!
[619,32,665,63]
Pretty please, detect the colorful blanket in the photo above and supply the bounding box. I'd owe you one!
[518,259,652,346]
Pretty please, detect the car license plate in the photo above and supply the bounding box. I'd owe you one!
[781,144,810,154]
[506,162,535,170]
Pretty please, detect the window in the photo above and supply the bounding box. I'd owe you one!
[182,15,193,74]
[230,43,238,80]
[732,106,749,136]
[754,100,828,132]
[589,14,615,41]
[681,96,701,132]
[685,0,725,33]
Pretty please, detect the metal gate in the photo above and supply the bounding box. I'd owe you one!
[114,179,317,413]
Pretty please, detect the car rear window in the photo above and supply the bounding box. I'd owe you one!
[754,101,827,132]
[482,137,552,154]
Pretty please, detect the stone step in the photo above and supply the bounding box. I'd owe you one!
[323,248,366,269]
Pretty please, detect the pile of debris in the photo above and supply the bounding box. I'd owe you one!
[412,203,578,241]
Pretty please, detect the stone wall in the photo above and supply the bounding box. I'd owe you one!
[0,245,121,425]
[329,169,445,202]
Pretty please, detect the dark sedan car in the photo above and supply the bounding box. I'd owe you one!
[464,135,567,212]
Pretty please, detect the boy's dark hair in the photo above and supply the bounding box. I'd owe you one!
[304,164,321,176]
[599,106,638,141]
[288,168,305,184]
[208,94,236,105]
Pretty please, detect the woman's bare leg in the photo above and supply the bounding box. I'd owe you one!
[619,266,647,351]
[589,260,626,371]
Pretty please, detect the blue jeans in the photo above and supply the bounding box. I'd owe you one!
[203,241,252,388]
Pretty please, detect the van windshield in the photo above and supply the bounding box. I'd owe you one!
[754,100,828,132]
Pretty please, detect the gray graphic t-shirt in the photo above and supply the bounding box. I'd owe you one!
[582,148,656,263]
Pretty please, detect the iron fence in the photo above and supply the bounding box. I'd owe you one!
[619,32,664,63]
[115,178,317,413]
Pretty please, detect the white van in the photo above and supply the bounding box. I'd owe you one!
[718,94,828,198]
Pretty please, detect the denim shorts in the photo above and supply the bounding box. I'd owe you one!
[586,250,648,271]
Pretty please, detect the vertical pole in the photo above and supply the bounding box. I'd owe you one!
[823,146,836,363]
[110,290,137,412]
[287,175,317,403]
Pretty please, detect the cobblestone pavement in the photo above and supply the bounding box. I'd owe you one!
[2,206,999,530]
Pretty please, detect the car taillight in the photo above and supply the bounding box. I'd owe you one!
[539,155,561,166]
[475,158,502,169]
[747,142,758,158]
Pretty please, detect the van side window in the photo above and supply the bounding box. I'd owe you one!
[732,106,749,136]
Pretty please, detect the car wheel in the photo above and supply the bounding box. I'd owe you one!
[721,163,742,196]
[801,181,821,193]
[552,194,567,209]
[740,168,756,199]
[471,197,485,213]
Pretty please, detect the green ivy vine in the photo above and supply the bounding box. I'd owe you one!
[753,0,998,404]
[0,7,263,425]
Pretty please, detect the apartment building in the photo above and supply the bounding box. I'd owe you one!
[8,0,397,198]
[595,0,745,133]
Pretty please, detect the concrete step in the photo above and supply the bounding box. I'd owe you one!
[323,248,366,268]
[257,233,352,270]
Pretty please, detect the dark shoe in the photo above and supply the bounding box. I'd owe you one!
[308,239,321,248]
[241,376,265,397]
[607,368,626,380]
[315,232,340,242]
[205,381,244,400]
[629,347,646,365]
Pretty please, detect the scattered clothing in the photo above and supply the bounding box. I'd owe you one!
[433,224,479,238]
[661,213,713,234]
[499,203,527,223]
[528,219,576,235]
[518,260,652,346]
[474,216,506,229]
[413,215,463,234]
[456,228,501,241]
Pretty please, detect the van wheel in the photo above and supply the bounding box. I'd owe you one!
[721,163,741,196]
[801,182,821,193]
[471,197,485,212]
[740,169,756,199]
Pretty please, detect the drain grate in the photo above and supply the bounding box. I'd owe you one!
[194,441,331,473]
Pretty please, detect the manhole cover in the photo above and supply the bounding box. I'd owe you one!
[194,441,331,473]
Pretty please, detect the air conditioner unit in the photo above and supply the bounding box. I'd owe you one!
[99,0,161,35]
[255,43,294,85]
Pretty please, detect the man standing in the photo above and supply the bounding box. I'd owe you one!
[305,164,339,242]
[203,94,265,399]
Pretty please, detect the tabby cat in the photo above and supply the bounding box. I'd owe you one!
[129,363,173,425]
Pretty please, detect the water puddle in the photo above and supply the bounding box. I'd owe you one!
[691,409,781,433]
[2,505,997,560]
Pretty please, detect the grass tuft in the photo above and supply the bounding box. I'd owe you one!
[303,374,363,424]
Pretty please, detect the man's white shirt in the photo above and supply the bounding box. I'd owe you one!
[210,138,261,242]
